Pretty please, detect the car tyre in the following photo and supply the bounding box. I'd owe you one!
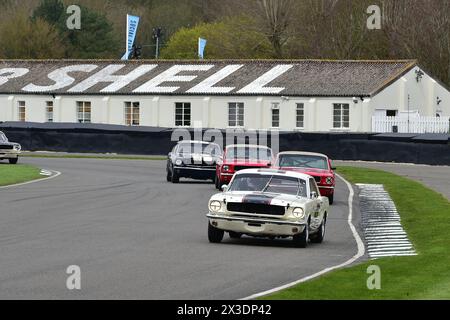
[215,175,221,190]
[327,194,334,205]
[310,216,326,244]
[293,223,309,248]
[208,223,224,243]
[166,167,172,182]
[9,157,18,165]
[229,231,242,239]
[171,166,180,183]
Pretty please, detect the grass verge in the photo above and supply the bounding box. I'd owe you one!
[21,154,166,161]
[0,164,43,186]
[262,166,450,299]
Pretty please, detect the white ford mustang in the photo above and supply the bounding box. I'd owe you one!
[206,168,329,248]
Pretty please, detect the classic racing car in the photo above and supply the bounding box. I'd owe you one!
[207,169,329,248]
[215,144,273,189]
[275,152,336,204]
[166,140,222,183]
[0,131,21,164]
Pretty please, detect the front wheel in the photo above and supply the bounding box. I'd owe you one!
[327,194,334,205]
[166,167,172,182]
[171,166,179,183]
[310,217,326,244]
[293,224,309,248]
[9,157,18,164]
[208,223,224,243]
[215,175,221,190]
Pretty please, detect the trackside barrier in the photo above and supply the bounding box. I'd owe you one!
[0,122,449,166]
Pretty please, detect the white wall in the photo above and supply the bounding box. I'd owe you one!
[2,69,449,132]
[368,67,450,118]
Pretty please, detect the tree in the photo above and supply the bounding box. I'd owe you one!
[32,0,121,58]
[255,0,296,58]
[32,0,64,25]
[0,10,65,59]
[63,6,121,59]
[160,16,274,59]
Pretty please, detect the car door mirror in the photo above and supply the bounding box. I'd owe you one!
[310,191,318,199]
[331,167,337,171]
[221,185,229,192]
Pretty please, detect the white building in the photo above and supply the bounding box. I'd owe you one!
[0,60,449,132]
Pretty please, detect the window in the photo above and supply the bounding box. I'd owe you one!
[18,101,26,122]
[175,102,191,127]
[77,101,91,123]
[333,103,350,129]
[272,104,280,128]
[386,110,398,117]
[309,178,320,198]
[296,103,304,128]
[228,102,244,127]
[46,101,54,122]
[125,102,140,126]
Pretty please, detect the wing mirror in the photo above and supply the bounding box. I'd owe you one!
[310,191,318,199]
[221,185,229,192]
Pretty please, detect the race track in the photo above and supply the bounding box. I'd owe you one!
[0,158,362,299]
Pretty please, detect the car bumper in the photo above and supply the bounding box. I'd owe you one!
[0,150,20,159]
[206,213,306,236]
[219,173,234,183]
[318,186,334,196]
[173,166,215,179]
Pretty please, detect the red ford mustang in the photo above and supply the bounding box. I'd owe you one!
[215,144,273,189]
[274,151,336,204]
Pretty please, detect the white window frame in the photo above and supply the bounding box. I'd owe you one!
[125,102,140,126]
[46,101,54,123]
[228,102,244,127]
[271,105,280,128]
[333,103,350,129]
[175,102,191,127]
[18,101,26,122]
[296,103,305,129]
[77,101,91,124]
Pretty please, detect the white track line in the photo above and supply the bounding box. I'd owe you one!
[241,173,365,300]
[0,170,61,189]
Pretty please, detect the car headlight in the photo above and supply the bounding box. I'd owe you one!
[13,144,21,151]
[292,207,305,219]
[222,165,230,172]
[209,200,222,213]
[175,159,183,166]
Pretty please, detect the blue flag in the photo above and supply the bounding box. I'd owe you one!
[121,14,140,60]
[198,38,207,59]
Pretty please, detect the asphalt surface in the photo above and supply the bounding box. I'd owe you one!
[335,161,450,201]
[0,158,361,300]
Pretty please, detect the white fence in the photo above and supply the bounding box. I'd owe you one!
[372,116,450,133]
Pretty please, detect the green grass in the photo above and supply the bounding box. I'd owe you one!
[0,164,44,186]
[21,154,166,161]
[263,166,450,300]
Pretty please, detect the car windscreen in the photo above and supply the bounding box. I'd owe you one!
[229,174,307,197]
[225,147,272,161]
[177,143,221,156]
[278,155,328,170]
[0,132,7,143]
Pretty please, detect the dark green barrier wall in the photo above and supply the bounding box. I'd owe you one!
[1,122,449,165]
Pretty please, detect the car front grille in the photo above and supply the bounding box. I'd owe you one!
[227,202,285,216]
[234,165,268,172]
[0,145,13,150]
